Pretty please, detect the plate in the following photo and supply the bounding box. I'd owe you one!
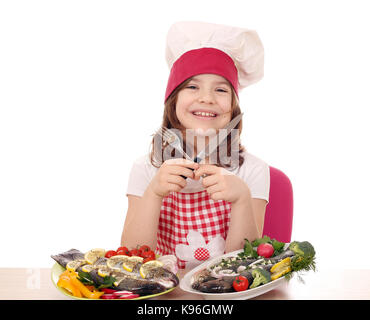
[180,249,288,300]
[51,262,176,300]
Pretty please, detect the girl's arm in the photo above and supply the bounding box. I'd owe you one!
[225,192,267,252]
[121,189,163,250]
[121,159,200,249]
[193,164,267,252]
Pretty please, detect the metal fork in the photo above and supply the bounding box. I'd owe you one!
[155,127,193,161]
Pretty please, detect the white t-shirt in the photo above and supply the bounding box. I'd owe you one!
[126,151,270,202]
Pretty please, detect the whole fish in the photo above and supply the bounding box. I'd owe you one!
[191,249,295,293]
[51,249,179,295]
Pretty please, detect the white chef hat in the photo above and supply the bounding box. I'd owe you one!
[164,21,264,101]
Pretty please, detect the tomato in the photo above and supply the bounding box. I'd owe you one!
[233,276,249,291]
[143,257,155,263]
[141,250,156,260]
[116,246,130,256]
[129,248,140,257]
[105,250,117,258]
[139,245,151,253]
[257,243,274,258]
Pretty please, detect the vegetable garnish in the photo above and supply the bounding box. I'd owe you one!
[256,243,274,258]
[233,276,249,291]
[192,237,316,294]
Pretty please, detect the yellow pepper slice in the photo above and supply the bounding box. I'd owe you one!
[270,257,292,280]
[68,271,104,299]
[57,275,82,297]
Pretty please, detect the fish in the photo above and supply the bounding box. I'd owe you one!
[190,249,295,293]
[191,269,217,290]
[51,249,179,295]
[198,277,235,293]
[51,249,85,268]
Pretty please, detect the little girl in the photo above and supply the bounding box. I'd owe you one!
[122,21,269,269]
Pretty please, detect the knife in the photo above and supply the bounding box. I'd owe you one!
[181,113,243,179]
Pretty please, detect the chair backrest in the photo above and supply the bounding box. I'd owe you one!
[262,166,293,243]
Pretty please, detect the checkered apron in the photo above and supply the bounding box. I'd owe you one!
[155,190,232,269]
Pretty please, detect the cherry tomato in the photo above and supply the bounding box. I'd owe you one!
[129,248,140,257]
[143,257,155,263]
[116,246,130,256]
[105,250,117,258]
[141,250,156,260]
[139,245,151,253]
[257,243,274,258]
[233,276,249,291]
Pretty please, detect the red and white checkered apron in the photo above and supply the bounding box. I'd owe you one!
[155,189,232,269]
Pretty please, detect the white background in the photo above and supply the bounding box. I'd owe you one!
[1,0,369,269]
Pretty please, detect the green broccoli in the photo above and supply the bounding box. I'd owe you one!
[288,241,316,272]
[249,268,271,289]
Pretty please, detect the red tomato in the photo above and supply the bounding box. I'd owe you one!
[233,276,249,291]
[257,243,274,258]
[141,250,156,260]
[116,246,130,256]
[139,245,151,253]
[105,250,117,258]
[129,248,140,257]
[143,257,155,263]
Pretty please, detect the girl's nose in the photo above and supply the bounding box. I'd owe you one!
[198,89,215,104]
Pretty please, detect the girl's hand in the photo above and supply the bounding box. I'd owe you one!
[194,164,250,203]
[149,159,200,198]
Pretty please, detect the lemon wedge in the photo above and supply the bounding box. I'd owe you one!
[66,260,86,272]
[122,256,144,273]
[84,248,106,264]
[106,255,131,271]
[139,260,164,279]
[81,264,95,273]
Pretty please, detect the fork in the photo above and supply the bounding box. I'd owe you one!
[155,127,193,161]
[155,127,196,179]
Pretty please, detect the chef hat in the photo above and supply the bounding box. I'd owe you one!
[164,21,264,101]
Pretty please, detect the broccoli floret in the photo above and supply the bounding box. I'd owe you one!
[249,268,271,289]
[289,241,315,257]
[288,241,316,272]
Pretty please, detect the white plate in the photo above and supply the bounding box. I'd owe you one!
[180,249,287,300]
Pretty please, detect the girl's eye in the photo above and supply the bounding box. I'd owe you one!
[216,88,228,93]
[186,85,197,90]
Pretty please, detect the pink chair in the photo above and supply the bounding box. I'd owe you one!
[262,166,293,243]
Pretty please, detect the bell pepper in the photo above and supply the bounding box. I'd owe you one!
[270,257,292,280]
[57,275,82,297]
[68,271,104,299]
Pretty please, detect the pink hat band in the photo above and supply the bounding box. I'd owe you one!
[164,47,239,102]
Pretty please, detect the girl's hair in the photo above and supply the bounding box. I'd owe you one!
[150,77,246,169]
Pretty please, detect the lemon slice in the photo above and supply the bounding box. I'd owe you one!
[84,248,106,264]
[81,264,95,273]
[106,255,131,271]
[122,256,144,273]
[139,260,164,279]
[66,259,86,272]
[97,266,111,278]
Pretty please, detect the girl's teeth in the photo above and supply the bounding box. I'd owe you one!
[193,112,216,117]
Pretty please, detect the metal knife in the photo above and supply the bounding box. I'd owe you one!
[182,112,243,179]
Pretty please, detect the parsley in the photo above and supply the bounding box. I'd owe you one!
[77,270,117,289]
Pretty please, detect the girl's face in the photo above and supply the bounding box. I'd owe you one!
[175,74,233,133]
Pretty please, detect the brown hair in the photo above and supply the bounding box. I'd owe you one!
[150,77,246,169]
